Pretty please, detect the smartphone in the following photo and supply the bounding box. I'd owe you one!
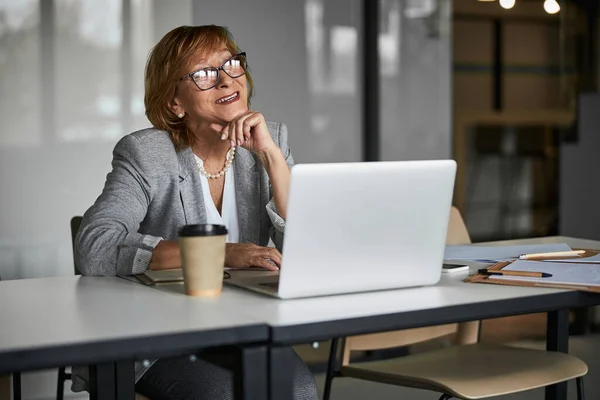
[442,263,469,273]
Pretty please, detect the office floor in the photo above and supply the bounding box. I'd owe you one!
[314,334,600,400]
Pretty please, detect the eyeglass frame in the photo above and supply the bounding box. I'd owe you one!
[179,52,247,91]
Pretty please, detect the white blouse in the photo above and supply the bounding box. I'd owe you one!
[194,154,240,243]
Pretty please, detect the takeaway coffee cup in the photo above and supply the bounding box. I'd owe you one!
[178,224,228,297]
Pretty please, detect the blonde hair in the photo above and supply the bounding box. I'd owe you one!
[144,25,254,149]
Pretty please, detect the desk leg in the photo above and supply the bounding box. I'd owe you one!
[571,308,592,335]
[233,346,268,400]
[89,363,115,400]
[546,309,569,400]
[199,345,268,400]
[115,361,135,400]
[11,373,20,400]
[269,346,294,400]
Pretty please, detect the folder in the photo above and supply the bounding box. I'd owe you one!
[465,249,600,293]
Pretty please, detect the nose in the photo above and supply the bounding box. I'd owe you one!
[216,68,234,89]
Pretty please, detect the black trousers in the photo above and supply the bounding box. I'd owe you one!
[136,347,318,400]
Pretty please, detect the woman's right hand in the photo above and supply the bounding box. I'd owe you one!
[225,243,281,271]
[149,240,182,271]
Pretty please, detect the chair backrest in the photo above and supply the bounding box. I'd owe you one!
[341,206,478,365]
[446,205,471,245]
[70,216,83,276]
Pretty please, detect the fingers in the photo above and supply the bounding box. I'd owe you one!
[267,248,283,266]
[252,256,279,271]
[209,123,235,147]
[232,118,244,147]
[214,114,245,147]
[210,123,224,134]
[216,111,264,148]
[233,112,258,147]
[252,246,281,270]
[254,247,282,271]
[226,243,282,270]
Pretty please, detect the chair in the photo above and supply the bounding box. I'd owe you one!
[323,206,587,400]
[0,263,21,400]
[66,216,150,400]
[70,216,83,276]
[0,278,16,400]
[53,217,84,400]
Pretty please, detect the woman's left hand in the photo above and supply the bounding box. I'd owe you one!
[210,111,277,156]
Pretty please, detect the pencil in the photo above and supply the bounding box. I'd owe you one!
[518,250,585,260]
[478,269,552,278]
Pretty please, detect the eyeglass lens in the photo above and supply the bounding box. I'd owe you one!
[192,55,246,90]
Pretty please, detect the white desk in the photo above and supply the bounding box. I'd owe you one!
[163,236,599,400]
[4,236,595,400]
[478,235,600,249]
[173,236,597,336]
[0,276,270,400]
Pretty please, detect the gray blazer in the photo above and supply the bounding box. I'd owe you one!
[75,121,293,276]
[71,122,293,392]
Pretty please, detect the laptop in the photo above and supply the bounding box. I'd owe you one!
[225,159,457,299]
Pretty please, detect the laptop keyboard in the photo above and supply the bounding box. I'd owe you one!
[259,281,280,289]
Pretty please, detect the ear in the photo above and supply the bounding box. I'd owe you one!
[168,90,184,116]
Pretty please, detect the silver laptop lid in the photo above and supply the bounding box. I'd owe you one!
[278,160,456,299]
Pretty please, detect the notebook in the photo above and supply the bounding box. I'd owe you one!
[136,269,184,284]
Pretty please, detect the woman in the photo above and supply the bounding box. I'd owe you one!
[73,25,318,400]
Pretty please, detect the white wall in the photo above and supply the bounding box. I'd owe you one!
[0,1,191,397]
[381,0,452,161]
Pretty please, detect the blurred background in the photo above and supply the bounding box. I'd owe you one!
[1,0,600,398]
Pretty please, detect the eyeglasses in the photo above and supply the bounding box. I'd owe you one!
[180,52,247,91]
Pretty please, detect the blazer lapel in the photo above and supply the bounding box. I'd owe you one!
[234,147,260,243]
[177,147,207,225]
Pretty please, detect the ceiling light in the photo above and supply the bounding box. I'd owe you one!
[499,0,516,9]
[544,0,560,14]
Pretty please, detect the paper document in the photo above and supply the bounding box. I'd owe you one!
[543,253,600,264]
[444,243,572,263]
[493,259,600,287]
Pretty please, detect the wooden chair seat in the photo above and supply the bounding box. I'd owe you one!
[340,343,588,399]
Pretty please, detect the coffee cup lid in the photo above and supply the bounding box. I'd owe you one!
[178,224,228,237]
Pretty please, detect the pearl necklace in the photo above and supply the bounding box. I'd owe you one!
[196,147,236,179]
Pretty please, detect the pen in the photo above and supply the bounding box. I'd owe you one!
[478,269,552,278]
[518,250,585,260]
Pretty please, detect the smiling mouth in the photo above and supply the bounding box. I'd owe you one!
[215,92,240,104]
